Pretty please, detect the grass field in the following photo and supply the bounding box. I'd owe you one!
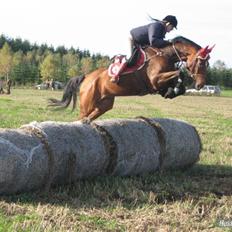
[0,88,231,231]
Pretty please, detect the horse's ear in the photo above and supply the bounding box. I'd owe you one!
[207,44,216,53]
[199,46,209,58]
[199,44,215,58]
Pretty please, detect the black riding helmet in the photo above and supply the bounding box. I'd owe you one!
[163,15,178,28]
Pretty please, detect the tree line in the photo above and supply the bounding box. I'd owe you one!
[206,60,232,88]
[0,34,110,85]
[0,34,231,88]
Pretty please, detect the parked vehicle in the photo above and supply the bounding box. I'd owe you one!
[185,85,221,96]
[35,81,64,90]
[35,83,48,90]
[53,81,65,90]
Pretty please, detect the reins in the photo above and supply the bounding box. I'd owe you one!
[145,47,163,62]
[145,44,185,68]
[172,43,185,68]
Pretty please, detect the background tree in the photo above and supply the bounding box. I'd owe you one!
[95,56,110,68]
[80,57,94,74]
[213,60,227,70]
[10,50,24,84]
[0,42,13,80]
[40,53,62,82]
[67,66,79,78]
[62,52,80,78]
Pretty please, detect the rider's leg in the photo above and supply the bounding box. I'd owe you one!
[129,36,136,56]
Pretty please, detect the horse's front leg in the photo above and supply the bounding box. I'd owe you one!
[151,70,180,89]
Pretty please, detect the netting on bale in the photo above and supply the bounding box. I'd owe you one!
[0,118,201,195]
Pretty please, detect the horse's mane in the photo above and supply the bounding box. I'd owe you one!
[172,36,201,49]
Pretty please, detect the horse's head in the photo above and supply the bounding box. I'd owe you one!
[186,45,215,90]
[172,37,215,90]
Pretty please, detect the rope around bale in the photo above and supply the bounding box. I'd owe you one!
[91,122,118,175]
[21,124,55,192]
[66,151,77,185]
[136,116,167,171]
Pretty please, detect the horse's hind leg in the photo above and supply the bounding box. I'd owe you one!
[85,97,115,121]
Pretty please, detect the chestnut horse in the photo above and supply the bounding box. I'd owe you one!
[49,36,214,121]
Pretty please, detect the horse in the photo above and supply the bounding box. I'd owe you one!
[49,36,214,121]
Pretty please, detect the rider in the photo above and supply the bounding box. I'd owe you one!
[129,15,178,51]
[129,15,184,99]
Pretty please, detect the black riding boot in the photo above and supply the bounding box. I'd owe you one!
[164,87,176,99]
[164,82,186,99]
[127,47,139,67]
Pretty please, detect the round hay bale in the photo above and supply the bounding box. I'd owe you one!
[0,118,201,195]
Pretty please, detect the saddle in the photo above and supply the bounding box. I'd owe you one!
[108,48,146,83]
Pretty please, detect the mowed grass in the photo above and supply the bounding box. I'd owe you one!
[0,88,231,231]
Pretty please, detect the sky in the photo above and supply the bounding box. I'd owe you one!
[1,0,232,67]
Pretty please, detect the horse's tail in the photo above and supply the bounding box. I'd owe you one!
[48,75,85,111]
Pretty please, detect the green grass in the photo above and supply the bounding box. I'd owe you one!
[0,88,231,231]
[221,89,232,97]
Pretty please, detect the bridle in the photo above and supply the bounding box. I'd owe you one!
[172,43,210,81]
[188,54,210,80]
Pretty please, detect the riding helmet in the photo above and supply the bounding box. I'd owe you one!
[163,15,178,28]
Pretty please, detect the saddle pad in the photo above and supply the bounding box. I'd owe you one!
[108,48,146,78]
[108,55,127,78]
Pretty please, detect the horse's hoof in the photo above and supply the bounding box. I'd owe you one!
[81,118,91,124]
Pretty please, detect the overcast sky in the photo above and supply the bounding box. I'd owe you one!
[1,0,232,67]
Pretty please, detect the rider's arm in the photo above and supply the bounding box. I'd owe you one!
[148,23,171,48]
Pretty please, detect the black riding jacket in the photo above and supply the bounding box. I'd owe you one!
[130,21,170,48]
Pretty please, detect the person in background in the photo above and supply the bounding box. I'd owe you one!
[0,78,4,94]
[6,79,12,94]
